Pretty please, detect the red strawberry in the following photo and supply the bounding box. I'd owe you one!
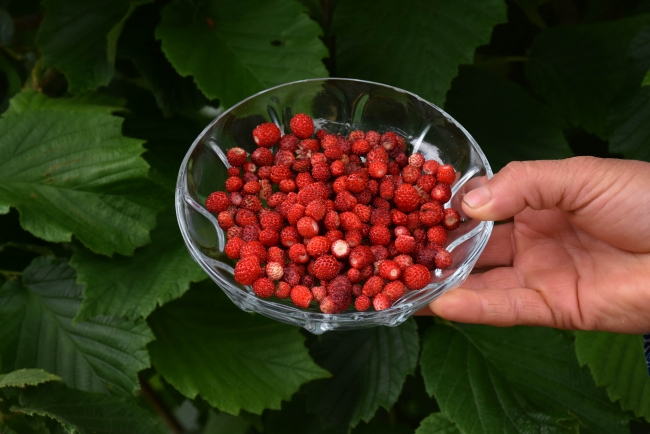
[251,147,274,166]
[420,201,443,226]
[279,134,299,151]
[340,212,362,231]
[379,260,401,280]
[402,165,420,184]
[217,211,235,229]
[347,171,369,193]
[362,276,384,297]
[267,192,286,208]
[234,256,261,285]
[391,209,408,226]
[265,262,284,281]
[242,181,261,195]
[383,281,405,301]
[394,254,413,270]
[323,211,340,230]
[436,164,456,184]
[373,293,392,311]
[297,216,319,238]
[275,281,292,299]
[224,237,244,259]
[365,130,380,146]
[226,147,247,167]
[349,245,373,269]
[379,179,395,200]
[435,249,453,269]
[205,191,230,213]
[280,226,301,247]
[345,229,363,247]
[402,264,431,290]
[368,161,387,178]
[431,183,452,203]
[369,225,391,246]
[241,224,260,242]
[312,255,340,281]
[351,139,371,155]
[331,239,350,259]
[290,285,313,308]
[240,241,266,263]
[312,285,327,303]
[282,266,301,287]
[422,160,440,175]
[417,174,436,193]
[225,176,243,192]
[286,204,306,226]
[354,295,371,311]
[307,236,330,257]
[267,246,285,264]
[427,225,448,245]
[253,123,281,147]
[442,208,461,231]
[290,114,315,139]
[270,165,292,184]
[306,200,327,221]
[408,153,425,167]
[319,296,337,314]
[394,184,420,212]
[252,277,275,298]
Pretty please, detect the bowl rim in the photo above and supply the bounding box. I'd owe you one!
[175,77,493,332]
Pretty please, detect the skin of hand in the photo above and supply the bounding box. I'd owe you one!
[425,156,650,333]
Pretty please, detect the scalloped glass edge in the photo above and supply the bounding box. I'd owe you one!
[176,78,493,334]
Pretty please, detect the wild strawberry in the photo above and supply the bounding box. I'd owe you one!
[319,296,337,314]
[328,276,353,312]
[383,281,405,302]
[205,191,230,213]
[228,192,242,207]
[394,254,413,270]
[323,211,340,230]
[345,229,363,247]
[387,161,401,176]
[275,281,291,298]
[267,192,286,208]
[370,208,391,226]
[431,183,452,203]
[325,229,344,245]
[362,276,384,297]
[351,139,371,155]
[347,268,361,283]
[282,266,301,287]
[422,160,440,175]
[252,123,281,147]
[349,245,373,269]
[353,204,372,222]
[240,195,261,213]
[393,152,408,167]
[354,295,371,311]
[234,256,261,285]
[391,209,408,226]
[413,228,427,245]
[331,239,350,259]
[403,264,431,290]
[292,158,311,173]
[406,212,421,232]
[260,212,282,231]
[250,148,272,167]
[442,208,461,231]
[394,235,416,254]
[366,161,386,179]
[393,184,420,212]
[226,147,247,167]
[373,197,391,210]
[409,153,425,167]
[239,240,266,263]
[349,130,365,141]
[227,226,242,239]
[267,246,285,264]
[301,274,316,288]
[251,277,274,298]
[241,224,260,242]
[217,211,235,229]
[380,132,398,150]
[420,201,444,226]
[379,260,401,280]
[259,229,279,246]
[295,172,314,190]
[416,247,438,270]
[227,167,241,177]
[290,114,315,139]
[257,166,271,180]
[224,237,245,259]
[312,285,327,303]
[436,164,456,184]
[286,204,305,226]
[312,255,341,281]
[330,160,345,177]
[242,181,261,195]
[340,212,362,231]
[316,129,328,141]
[379,179,395,200]
[311,152,327,166]
[417,174,436,193]
[334,191,357,212]
[394,226,410,237]
[225,176,243,192]
[299,139,320,155]
[270,165,292,184]
[312,162,332,183]
[373,293,392,310]
[280,226,301,247]
[278,178,296,193]
[297,216,319,238]
[369,225,391,246]
[265,262,284,281]
[242,162,257,174]
[306,236,329,257]
[347,171,369,193]
[320,134,338,149]
[290,285,313,308]
[324,144,343,160]
[370,245,389,262]
[402,165,420,184]
[427,225,448,245]
[435,249,453,269]
[356,190,373,205]
[365,130,380,146]
[277,134,297,151]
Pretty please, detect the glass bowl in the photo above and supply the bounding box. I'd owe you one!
[176,78,493,334]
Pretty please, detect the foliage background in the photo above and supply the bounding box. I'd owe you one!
[0,0,650,433]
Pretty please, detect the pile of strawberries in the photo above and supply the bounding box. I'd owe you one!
[205,113,461,313]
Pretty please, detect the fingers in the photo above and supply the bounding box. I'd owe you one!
[428,286,556,327]
[474,223,514,268]
[461,157,601,221]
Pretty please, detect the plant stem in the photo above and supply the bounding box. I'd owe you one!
[138,373,185,434]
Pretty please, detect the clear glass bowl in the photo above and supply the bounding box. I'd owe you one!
[176,78,493,334]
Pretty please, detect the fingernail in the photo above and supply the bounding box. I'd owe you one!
[463,186,491,209]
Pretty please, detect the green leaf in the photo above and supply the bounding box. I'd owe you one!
[118,3,209,116]
[0,369,61,388]
[156,0,329,108]
[36,0,151,93]
[147,282,330,415]
[575,331,650,422]
[444,66,573,170]
[643,70,650,87]
[609,86,650,161]
[415,413,461,434]
[5,90,125,115]
[332,0,507,106]
[71,207,206,322]
[11,382,159,434]
[305,319,419,431]
[420,324,628,434]
[0,8,14,46]
[525,16,650,137]
[0,92,160,256]
[0,257,154,396]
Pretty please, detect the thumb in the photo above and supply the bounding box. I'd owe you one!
[461,157,600,221]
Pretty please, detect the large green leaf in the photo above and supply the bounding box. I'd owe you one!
[147,282,330,415]
[643,70,650,87]
[5,90,125,115]
[609,86,650,161]
[0,257,154,396]
[332,0,507,106]
[305,319,420,431]
[11,382,159,434]
[71,207,206,322]
[415,413,461,434]
[36,0,150,93]
[445,66,573,170]
[525,16,650,137]
[575,331,650,422]
[420,324,628,434]
[0,92,160,256]
[0,369,60,388]
[156,0,329,108]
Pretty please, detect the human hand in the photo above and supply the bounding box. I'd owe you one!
[425,157,650,333]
